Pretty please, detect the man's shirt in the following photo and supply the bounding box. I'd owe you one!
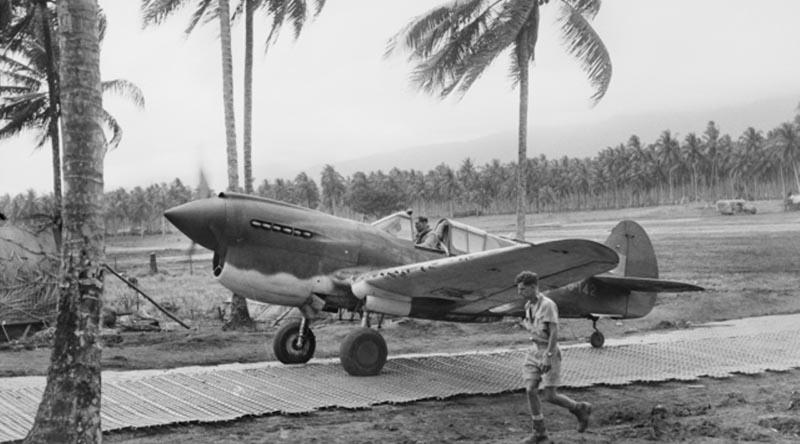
[525,295,559,346]
[415,229,439,249]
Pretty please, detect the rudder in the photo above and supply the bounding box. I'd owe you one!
[604,220,658,279]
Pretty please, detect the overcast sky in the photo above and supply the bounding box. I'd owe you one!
[2,0,800,195]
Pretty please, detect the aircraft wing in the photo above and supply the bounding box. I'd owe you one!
[351,239,618,317]
[592,275,704,293]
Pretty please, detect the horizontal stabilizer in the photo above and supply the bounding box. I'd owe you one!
[593,275,704,293]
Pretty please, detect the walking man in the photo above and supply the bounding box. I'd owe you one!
[517,271,591,444]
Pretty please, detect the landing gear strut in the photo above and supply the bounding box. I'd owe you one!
[587,315,605,348]
[339,311,388,376]
[273,318,316,364]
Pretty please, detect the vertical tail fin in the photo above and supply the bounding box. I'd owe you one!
[604,220,658,279]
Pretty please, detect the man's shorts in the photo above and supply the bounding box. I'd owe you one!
[521,346,562,388]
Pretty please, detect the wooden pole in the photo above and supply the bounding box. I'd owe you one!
[102,264,190,329]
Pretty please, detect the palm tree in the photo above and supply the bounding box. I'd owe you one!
[23,1,105,443]
[235,0,326,194]
[142,0,239,192]
[388,0,611,240]
[1,0,61,232]
[655,130,680,203]
[292,171,319,208]
[682,133,704,201]
[769,122,800,193]
[432,163,460,217]
[0,51,144,150]
[320,164,346,214]
[142,0,251,326]
[1,2,142,249]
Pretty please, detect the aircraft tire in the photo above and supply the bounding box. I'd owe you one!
[340,327,388,376]
[273,319,316,364]
[590,330,605,348]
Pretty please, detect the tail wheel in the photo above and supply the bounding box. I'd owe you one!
[273,319,316,364]
[340,327,388,376]
[590,330,605,348]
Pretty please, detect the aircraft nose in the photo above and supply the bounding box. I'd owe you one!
[164,198,226,251]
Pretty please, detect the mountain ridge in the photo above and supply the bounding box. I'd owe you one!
[294,95,799,179]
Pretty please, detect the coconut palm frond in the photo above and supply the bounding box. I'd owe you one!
[187,0,216,34]
[408,11,495,95]
[312,0,325,16]
[456,0,536,96]
[0,46,45,76]
[33,117,52,148]
[142,0,192,27]
[386,0,490,59]
[0,97,47,142]
[16,40,50,74]
[287,0,308,39]
[414,0,498,62]
[562,0,601,20]
[0,92,47,112]
[0,61,43,89]
[508,1,541,87]
[101,79,146,109]
[0,69,42,90]
[0,7,36,53]
[101,109,122,150]
[260,0,288,48]
[558,0,611,104]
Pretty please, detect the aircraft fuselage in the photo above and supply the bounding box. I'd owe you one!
[166,193,443,313]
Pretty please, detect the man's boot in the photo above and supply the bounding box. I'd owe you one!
[571,401,592,433]
[522,419,551,444]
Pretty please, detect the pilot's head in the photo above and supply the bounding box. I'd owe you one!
[515,271,540,302]
[415,216,429,232]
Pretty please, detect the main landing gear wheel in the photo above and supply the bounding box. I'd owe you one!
[589,330,605,348]
[273,319,316,364]
[340,327,388,376]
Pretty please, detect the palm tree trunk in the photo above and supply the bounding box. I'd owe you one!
[24,1,105,442]
[793,160,800,192]
[243,0,254,194]
[514,30,531,241]
[218,0,239,192]
[219,0,252,328]
[39,0,63,251]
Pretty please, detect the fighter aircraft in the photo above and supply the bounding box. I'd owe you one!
[165,192,703,376]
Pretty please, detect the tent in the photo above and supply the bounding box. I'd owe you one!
[0,226,58,334]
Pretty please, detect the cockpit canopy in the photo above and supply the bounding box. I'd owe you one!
[372,211,517,255]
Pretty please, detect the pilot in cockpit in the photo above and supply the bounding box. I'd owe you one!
[414,216,440,249]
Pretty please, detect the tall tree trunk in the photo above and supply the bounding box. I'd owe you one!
[218,0,239,192]
[793,160,800,192]
[39,0,63,251]
[514,18,534,241]
[24,1,105,443]
[218,0,252,328]
[243,0,254,194]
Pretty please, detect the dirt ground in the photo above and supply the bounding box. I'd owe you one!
[3,200,800,443]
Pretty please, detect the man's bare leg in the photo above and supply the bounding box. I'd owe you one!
[524,378,550,443]
[543,387,592,432]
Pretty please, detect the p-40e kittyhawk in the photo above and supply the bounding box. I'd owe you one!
[165,193,702,376]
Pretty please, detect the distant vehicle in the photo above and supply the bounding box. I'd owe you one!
[784,193,800,211]
[716,199,757,215]
[165,193,703,376]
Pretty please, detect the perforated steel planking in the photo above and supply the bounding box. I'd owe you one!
[1,314,799,442]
